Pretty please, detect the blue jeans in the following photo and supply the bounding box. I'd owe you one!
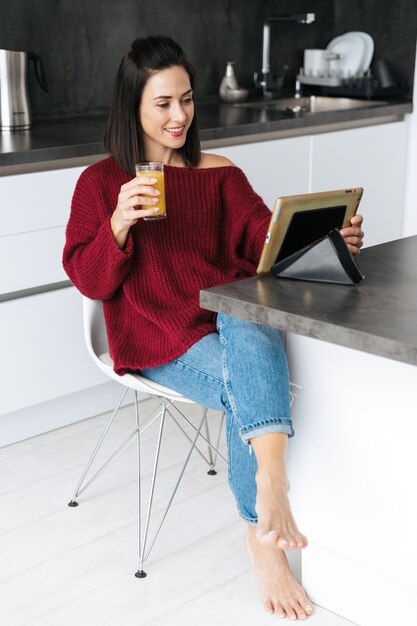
[141,313,293,524]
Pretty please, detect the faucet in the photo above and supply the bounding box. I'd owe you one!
[254,13,315,99]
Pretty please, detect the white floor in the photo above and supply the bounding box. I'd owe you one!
[0,399,356,626]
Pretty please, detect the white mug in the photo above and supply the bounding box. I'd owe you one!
[303,49,339,77]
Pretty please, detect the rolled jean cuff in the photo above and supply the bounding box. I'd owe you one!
[238,511,258,526]
[240,418,294,444]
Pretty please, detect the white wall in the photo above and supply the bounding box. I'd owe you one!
[403,38,417,237]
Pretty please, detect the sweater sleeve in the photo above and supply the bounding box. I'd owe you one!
[62,168,134,300]
[221,167,271,267]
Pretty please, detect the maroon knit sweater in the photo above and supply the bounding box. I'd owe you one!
[63,156,271,374]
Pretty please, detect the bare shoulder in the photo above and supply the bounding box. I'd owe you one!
[197,152,236,169]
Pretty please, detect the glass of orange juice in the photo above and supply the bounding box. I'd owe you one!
[135,161,166,221]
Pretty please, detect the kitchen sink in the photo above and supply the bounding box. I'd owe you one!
[233,96,387,114]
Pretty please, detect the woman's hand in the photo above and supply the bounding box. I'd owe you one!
[340,214,364,256]
[110,176,161,248]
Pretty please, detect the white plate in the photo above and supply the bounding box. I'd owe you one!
[327,33,366,78]
[347,31,374,73]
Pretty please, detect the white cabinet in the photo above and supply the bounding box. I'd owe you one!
[310,122,408,247]
[0,168,83,236]
[211,121,408,248]
[0,287,106,415]
[0,166,85,294]
[0,165,111,430]
[286,333,417,626]
[206,136,311,210]
[0,228,67,293]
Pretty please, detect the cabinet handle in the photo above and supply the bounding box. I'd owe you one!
[0,280,72,303]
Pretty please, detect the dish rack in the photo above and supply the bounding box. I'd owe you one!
[296,70,407,99]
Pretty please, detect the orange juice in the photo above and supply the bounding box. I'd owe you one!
[136,165,166,221]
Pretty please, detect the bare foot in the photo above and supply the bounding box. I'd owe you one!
[255,471,308,550]
[247,526,314,620]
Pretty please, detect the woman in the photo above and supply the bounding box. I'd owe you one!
[63,35,364,620]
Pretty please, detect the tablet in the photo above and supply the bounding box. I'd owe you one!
[256,187,363,274]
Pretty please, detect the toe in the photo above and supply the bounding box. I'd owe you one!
[283,603,297,620]
[273,603,286,618]
[296,590,313,615]
[296,533,308,548]
[277,536,289,549]
[264,600,274,615]
[281,524,301,549]
[281,533,299,549]
[293,602,308,620]
[297,590,313,617]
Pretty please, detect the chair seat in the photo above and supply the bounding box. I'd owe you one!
[98,352,197,404]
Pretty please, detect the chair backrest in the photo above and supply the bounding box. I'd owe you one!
[82,295,197,401]
[82,296,109,361]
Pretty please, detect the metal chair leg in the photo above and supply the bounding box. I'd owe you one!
[135,395,167,578]
[68,390,227,578]
[134,390,147,578]
[141,408,209,567]
[76,404,165,498]
[164,407,213,467]
[205,411,225,475]
[166,401,228,466]
[68,387,129,506]
[204,409,217,475]
[68,391,162,505]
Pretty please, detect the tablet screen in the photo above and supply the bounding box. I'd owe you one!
[276,204,347,262]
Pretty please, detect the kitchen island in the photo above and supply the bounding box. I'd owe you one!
[200,236,417,626]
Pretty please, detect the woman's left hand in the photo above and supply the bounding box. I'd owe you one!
[340,214,364,256]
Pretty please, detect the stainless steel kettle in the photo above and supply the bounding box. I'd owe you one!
[0,49,48,131]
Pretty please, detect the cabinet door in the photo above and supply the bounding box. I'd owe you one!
[310,122,408,247]
[206,136,311,210]
[0,166,85,236]
[0,228,67,294]
[0,166,87,294]
[0,287,106,415]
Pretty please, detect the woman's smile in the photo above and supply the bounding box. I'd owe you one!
[164,124,186,137]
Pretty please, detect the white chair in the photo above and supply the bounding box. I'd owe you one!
[68,296,227,578]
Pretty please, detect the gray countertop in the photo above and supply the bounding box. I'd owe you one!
[0,98,412,169]
[200,236,417,366]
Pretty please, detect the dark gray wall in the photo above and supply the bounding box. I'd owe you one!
[266,0,417,94]
[0,0,415,117]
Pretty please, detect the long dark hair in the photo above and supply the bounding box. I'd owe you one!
[104,35,201,174]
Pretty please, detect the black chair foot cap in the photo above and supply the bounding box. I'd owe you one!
[207,469,217,475]
[135,570,147,578]
[68,500,79,507]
